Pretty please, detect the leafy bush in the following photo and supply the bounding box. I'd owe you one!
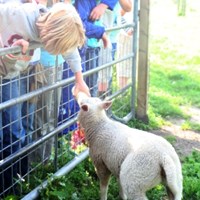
[182,151,200,199]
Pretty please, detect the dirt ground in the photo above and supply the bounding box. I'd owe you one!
[151,107,200,157]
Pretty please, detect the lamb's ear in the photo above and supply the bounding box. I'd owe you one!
[101,101,112,110]
[81,104,89,112]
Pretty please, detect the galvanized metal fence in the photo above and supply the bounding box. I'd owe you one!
[0,1,139,199]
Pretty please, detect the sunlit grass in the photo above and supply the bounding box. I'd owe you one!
[144,36,200,129]
[181,121,200,132]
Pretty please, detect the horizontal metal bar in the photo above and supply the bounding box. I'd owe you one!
[106,83,132,101]
[82,52,135,77]
[123,112,134,123]
[106,22,135,32]
[0,42,42,56]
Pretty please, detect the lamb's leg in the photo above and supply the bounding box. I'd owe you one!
[117,178,127,200]
[120,154,153,200]
[161,155,183,200]
[95,162,111,200]
[100,177,110,200]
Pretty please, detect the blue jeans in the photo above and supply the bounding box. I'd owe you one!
[85,47,100,97]
[0,77,27,194]
[20,74,36,144]
[2,78,26,152]
[112,43,117,61]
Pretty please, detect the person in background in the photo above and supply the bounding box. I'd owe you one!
[97,8,115,97]
[116,0,133,89]
[0,37,31,195]
[74,0,118,97]
[20,48,43,145]
[110,0,132,61]
[0,1,89,194]
[97,0,133,96]
[0,0,44,195]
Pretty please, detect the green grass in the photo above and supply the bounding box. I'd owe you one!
[36,149,200,200]
[140,36,200,130]
[126,35,200,132]
[181,120,200,132]
[151,37,200,104]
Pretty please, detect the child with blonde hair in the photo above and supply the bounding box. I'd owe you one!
[0,2,89,95]
[37,3,84,55]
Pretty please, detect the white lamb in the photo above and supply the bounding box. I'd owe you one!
[77,97,183,200]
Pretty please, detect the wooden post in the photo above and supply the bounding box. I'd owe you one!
[178,0,186,16]
[136,0,150,123]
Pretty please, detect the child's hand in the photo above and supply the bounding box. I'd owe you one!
[73,71,91,98]
[90,3,108,21]
[127,28,133,36]
[12,39,29,55]
[102,33,110,48]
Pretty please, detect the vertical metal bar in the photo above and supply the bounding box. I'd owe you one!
[54,55,59,171]
[131,0,139,118]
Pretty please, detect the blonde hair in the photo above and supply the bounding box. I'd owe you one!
[36,3,85,55]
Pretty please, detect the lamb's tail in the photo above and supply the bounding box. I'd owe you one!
[161,154,183,200]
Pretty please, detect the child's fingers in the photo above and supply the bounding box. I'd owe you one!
[12,39,29,54]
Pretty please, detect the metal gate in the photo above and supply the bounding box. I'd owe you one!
[0,0,139,198]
